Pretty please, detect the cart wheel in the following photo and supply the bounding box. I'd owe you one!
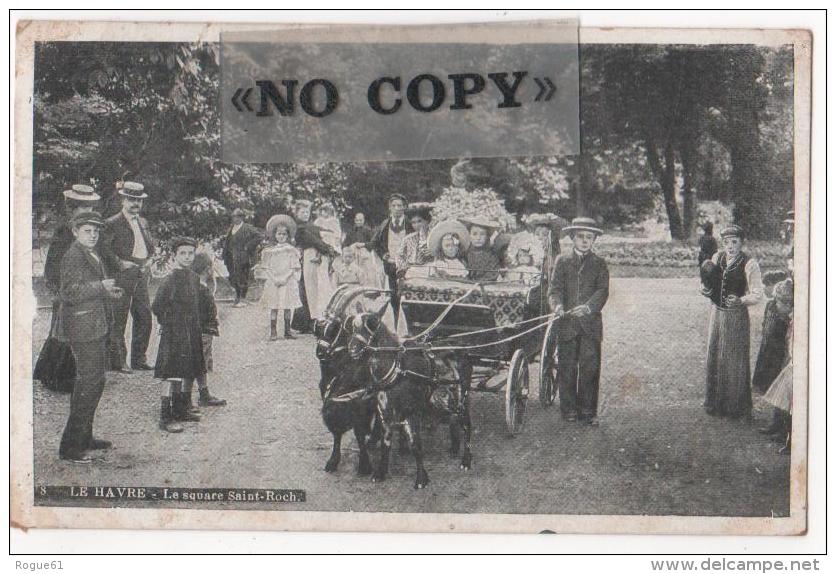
[505,349,529,435]
[539,319,559,407]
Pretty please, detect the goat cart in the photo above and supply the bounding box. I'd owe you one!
[396,274,561,435]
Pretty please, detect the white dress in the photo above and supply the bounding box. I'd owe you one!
[259,244,302,311]
[506,265,541,286]
[427,257,469,279]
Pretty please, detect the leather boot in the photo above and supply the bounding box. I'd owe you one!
[185,388,201,413]
[283,315,295,339]
[199,387,227,407]
[173,391,202,422]
[159,397,184,433]
[269,319,278,341]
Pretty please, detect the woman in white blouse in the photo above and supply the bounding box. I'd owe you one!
[700,224,764,418]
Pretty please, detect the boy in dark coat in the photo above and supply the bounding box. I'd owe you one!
[152,237,204,432]
[35,184,101,393]
[57,211,124,462]
[547,217,610,425]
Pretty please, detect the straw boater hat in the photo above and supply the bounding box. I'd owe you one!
[117,181,148,199]
[719,224,745,239]
[563,217,603,236]
[70,210,104,229]
[459,216,502,231]
[427,220,469,258]
[266,214,297,240]
[62,184,100,202]
[526,213,564,229]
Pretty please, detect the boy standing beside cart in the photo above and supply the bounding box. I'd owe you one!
[547,217,610,426]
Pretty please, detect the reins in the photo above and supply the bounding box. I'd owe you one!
[365,314,559,354]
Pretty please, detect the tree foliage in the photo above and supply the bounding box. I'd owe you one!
[32,41,794,245]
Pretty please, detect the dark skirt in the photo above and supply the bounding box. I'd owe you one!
[154,326,205,380]
[752,300,789,393]
[33,302,75,393]
[705,305,752,417]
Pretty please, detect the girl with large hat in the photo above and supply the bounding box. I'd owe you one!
[700,224,764,418]
[412,220,469,280]
[259,215,302,340]
[34,184,101,393]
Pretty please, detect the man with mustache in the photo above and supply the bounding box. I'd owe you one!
[99,181,155,373]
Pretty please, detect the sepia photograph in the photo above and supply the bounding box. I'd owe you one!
[11,18,812,538]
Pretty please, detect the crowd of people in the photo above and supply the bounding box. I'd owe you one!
[34,179,796,463]
[233,194,562,340]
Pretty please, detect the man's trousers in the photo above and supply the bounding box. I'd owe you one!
[59,336,107,457]
[556,334,602,418]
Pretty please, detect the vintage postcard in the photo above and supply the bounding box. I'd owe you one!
[11,19,811,535]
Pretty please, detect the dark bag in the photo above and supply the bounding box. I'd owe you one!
[33,303,76,393]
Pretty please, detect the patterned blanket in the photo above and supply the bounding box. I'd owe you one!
[399,277,533,327]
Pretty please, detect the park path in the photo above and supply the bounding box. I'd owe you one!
[30,278,790,517]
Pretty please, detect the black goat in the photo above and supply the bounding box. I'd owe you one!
[347,312,473,489]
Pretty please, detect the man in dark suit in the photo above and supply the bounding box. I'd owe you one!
[57,211,124,463]
[98,181,155,372]
[367,194,412,309]
[547,217,610,425]
[222,208,263,307]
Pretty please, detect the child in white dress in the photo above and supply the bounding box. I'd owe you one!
[504,231,545,286]
[259,215,302,340]
[332,244,362,286]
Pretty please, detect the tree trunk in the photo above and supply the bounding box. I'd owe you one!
[681,139,698,239]
[645,139,685,240]
[576,151,592,217]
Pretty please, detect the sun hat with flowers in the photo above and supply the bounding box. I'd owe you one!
[505,231,546,268]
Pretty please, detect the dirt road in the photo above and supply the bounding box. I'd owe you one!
[31,278,790,516]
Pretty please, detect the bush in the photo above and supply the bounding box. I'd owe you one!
[594,240,787,269]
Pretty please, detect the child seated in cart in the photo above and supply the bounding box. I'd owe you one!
[406,220,470,280]
[460,216,502,281]
[504,232,545,287]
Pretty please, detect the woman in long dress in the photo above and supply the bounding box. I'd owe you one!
[701,224,763,418]
[312,203,342,317]
[291,200,338,330]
